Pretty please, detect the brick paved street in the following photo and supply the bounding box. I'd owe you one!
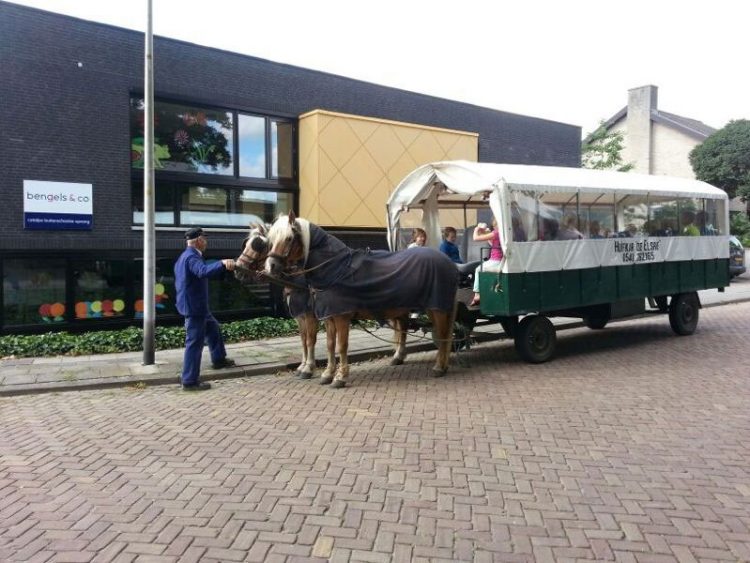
[2,302,750,562]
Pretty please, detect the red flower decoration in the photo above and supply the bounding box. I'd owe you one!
[174,129,190,147]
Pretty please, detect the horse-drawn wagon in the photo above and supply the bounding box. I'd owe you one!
[387,161,731,363]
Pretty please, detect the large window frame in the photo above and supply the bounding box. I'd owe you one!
[130,94,298,229]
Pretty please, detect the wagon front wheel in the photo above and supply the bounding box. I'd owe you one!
[515,315,556,363]
[669,292,699,335]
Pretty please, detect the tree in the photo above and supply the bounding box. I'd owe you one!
[689,119,750,201]
[581,121,634,172]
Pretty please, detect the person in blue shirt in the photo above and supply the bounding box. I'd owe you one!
[174,227,237,391]
[439,226,463,263]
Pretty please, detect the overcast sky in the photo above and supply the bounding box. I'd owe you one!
[7,0,749,136]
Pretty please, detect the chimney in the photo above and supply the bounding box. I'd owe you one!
[627,85,657,174]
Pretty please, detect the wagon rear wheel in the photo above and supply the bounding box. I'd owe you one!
[515,315,556,363]
[583,304,611,330]
[668,292,699,335]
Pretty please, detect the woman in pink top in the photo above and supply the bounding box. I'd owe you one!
[470,219,504,307]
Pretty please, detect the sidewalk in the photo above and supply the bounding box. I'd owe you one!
[2,277,748,396]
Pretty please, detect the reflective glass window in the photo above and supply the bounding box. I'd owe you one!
[616,195,648,237]
[648,197,679,236]
[130,98,234,176]
[180,185,293,227]
[271,120,294,179]
[133,258,177,317]
[677,198,701,236]
[3,259,66,326]
[72,260,128,320]
[238,114,266,178]
[132,181,175,225]
[209,267,268,313]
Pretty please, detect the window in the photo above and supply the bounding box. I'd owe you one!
[130,97,297,228]
[132,182,175,225]
[133,258,177,317]
[3,259,67,326]
[72,260,128,320]
[179,185,293,227]
[130,98,234,175]
[238,114,266,178]
[271,120,294,179]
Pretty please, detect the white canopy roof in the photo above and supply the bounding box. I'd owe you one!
[386,161,728,251]
[388,161,726,221]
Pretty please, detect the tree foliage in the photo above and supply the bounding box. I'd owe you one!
[581,121,634,172]
[689,119,750,201]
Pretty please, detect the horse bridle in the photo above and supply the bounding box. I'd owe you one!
[235,233,270,278]
[267,223,303,265]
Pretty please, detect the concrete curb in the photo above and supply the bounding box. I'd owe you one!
[2,295,749,397]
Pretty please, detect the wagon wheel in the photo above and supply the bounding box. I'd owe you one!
[515,315,556,363]
[668,292,699,335]
[583,304,611,330]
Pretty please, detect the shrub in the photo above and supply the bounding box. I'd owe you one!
[0,317,302,359]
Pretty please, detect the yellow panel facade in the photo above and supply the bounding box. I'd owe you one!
[299,110,478,228]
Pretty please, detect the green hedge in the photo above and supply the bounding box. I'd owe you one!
[0,317,301,358]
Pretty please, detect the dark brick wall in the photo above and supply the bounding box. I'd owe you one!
[0,1,580,257]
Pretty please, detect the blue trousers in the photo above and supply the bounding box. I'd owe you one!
[181,314,227,385]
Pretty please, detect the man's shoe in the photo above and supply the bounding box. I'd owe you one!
[211,357,236,370]
[182,382,211,391]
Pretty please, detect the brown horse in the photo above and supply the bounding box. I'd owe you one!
[235,224,337,381]
[264,211,458,388]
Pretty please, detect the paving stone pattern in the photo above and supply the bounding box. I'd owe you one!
[1,302,750,562]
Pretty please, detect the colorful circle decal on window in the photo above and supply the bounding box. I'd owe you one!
[113,299,125,312]
[49,302,65,318]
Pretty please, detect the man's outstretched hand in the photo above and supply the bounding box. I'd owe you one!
[222,259,236,271]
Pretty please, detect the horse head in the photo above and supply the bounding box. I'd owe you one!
[235,223,271,283]
[265,210,305,277]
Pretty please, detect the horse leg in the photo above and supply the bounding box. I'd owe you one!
[429,306,456,377]
[320,318,337,385]
[331,316,351,389]
[389,316,407,366]
[294,316,307,377]
[298,313,317,379]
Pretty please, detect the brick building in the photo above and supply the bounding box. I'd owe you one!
[0,1,581,333]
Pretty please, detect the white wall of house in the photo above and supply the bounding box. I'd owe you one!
[651,123,701,178]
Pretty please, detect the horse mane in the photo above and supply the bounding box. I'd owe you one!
[268,214,311,264]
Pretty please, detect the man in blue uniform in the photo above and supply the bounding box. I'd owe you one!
[175,227,236,391]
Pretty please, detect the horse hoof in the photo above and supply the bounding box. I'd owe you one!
[298,371,313,380]
[331,380,346,389]
[390,357,404,366]
[293,369,302,378]
[431,367,448,378]
[320,376,333,385]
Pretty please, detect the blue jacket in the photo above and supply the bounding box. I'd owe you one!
[439,240,463,264]
[174,247,226,316]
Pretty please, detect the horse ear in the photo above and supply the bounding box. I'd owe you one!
[288,210,297,224]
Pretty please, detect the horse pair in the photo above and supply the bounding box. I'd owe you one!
[235,212,458,388]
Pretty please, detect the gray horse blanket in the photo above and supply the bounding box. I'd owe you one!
[302,224,458,319]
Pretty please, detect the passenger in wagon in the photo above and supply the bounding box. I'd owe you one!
[589,220,604,239]
[439,226,463,263]
[556,213,584,240]
[407,227,427,248]
[696,211,717,235]
[540,217,559,240]
[681,211,700,236]
[469,219,504,307]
